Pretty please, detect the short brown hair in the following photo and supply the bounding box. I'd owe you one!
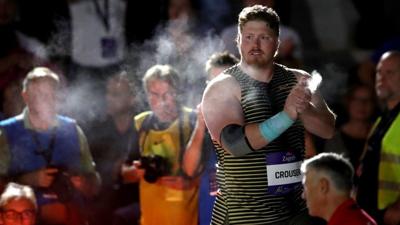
[205,51,239,75]
[142,64,181,94]
[23,67,60,91]
[238,4,280,37]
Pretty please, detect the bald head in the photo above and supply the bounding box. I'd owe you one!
[376,51,400,109]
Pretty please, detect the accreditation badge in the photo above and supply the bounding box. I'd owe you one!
[100,36,117,58]
[266,151,303,195]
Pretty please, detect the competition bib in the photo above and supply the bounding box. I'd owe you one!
[266,151,302,195]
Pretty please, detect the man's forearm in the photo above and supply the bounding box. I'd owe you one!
[300,103,335,139]
[72,172,101,198]
[183,120,206,177]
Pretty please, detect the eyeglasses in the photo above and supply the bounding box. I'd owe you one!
[2,209,36,221]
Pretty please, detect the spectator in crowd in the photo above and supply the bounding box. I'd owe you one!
[85,71,140,225]
[121,64,198,225]
[61,0,130,127]
[323,84,378,170]
[0,67,100,225]
[357,51,400,225]
[68,0,127,76]
[147,0,217,108]
[304,0,359,53]
[197,0,233,33]
[202,4,335,224]
[183,51,239,225]
[203,51,240,82]
[301,153,376,225]
[162,0,210,55]
[0,182,38,225]
[0,78,25,120]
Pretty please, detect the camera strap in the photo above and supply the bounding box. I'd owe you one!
[137,112,154,154]
[92,0,110,31]
[174,108,197,176]
[137,109,196,176]
[31,128,57,165]
[177,110,186,175]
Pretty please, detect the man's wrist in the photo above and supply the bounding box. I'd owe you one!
[259,111,295,142]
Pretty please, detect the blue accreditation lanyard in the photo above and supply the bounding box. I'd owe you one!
[92,0,110,31]
[31,129,57,165]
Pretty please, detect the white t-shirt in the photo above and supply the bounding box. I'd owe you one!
[69,0,126,67]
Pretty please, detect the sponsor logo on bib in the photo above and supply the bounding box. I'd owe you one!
[266,151,303,195]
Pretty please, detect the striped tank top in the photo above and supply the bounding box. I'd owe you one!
[211,64,307,225]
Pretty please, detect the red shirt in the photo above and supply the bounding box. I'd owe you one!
[328,199,377,225]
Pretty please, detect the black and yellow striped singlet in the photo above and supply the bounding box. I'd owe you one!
[211,64,307,225]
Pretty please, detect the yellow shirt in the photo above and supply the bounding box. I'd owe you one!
[135,108,199,225]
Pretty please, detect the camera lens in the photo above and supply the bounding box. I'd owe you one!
[140,155,170,183]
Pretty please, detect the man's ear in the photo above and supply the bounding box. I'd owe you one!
[319,177,330,194]
[236,34,241,50]
[274,39,280,58]
[21,90,28,105]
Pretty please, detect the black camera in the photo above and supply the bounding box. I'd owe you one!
[48,167,76,202]
[140,155,171,183]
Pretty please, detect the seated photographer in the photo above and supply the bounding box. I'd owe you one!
[121,64,199,225]
[0,182,37,225]
[0,67,100,225]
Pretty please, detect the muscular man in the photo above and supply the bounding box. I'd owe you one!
[183,51,239,225]
[202,5,335,225]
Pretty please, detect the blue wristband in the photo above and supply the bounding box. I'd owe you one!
[258,111,294,142]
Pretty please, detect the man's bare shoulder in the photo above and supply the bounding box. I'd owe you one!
[203,73,240,98]
[209,72,238,86]
[287,68,311,80]
[201,72,244,142]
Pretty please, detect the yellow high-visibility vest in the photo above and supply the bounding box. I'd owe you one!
[377,113,400,209]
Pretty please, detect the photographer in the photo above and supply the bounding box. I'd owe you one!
[86,71,141,225]
[121,64,198,225]
[0,67,100,225]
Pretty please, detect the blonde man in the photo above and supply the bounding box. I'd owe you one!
[0,67,99,225]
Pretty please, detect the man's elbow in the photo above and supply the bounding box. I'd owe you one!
[220,124,254,157]
[317,121,335,139]
[325,115,336,138]
[182,164,197,178]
